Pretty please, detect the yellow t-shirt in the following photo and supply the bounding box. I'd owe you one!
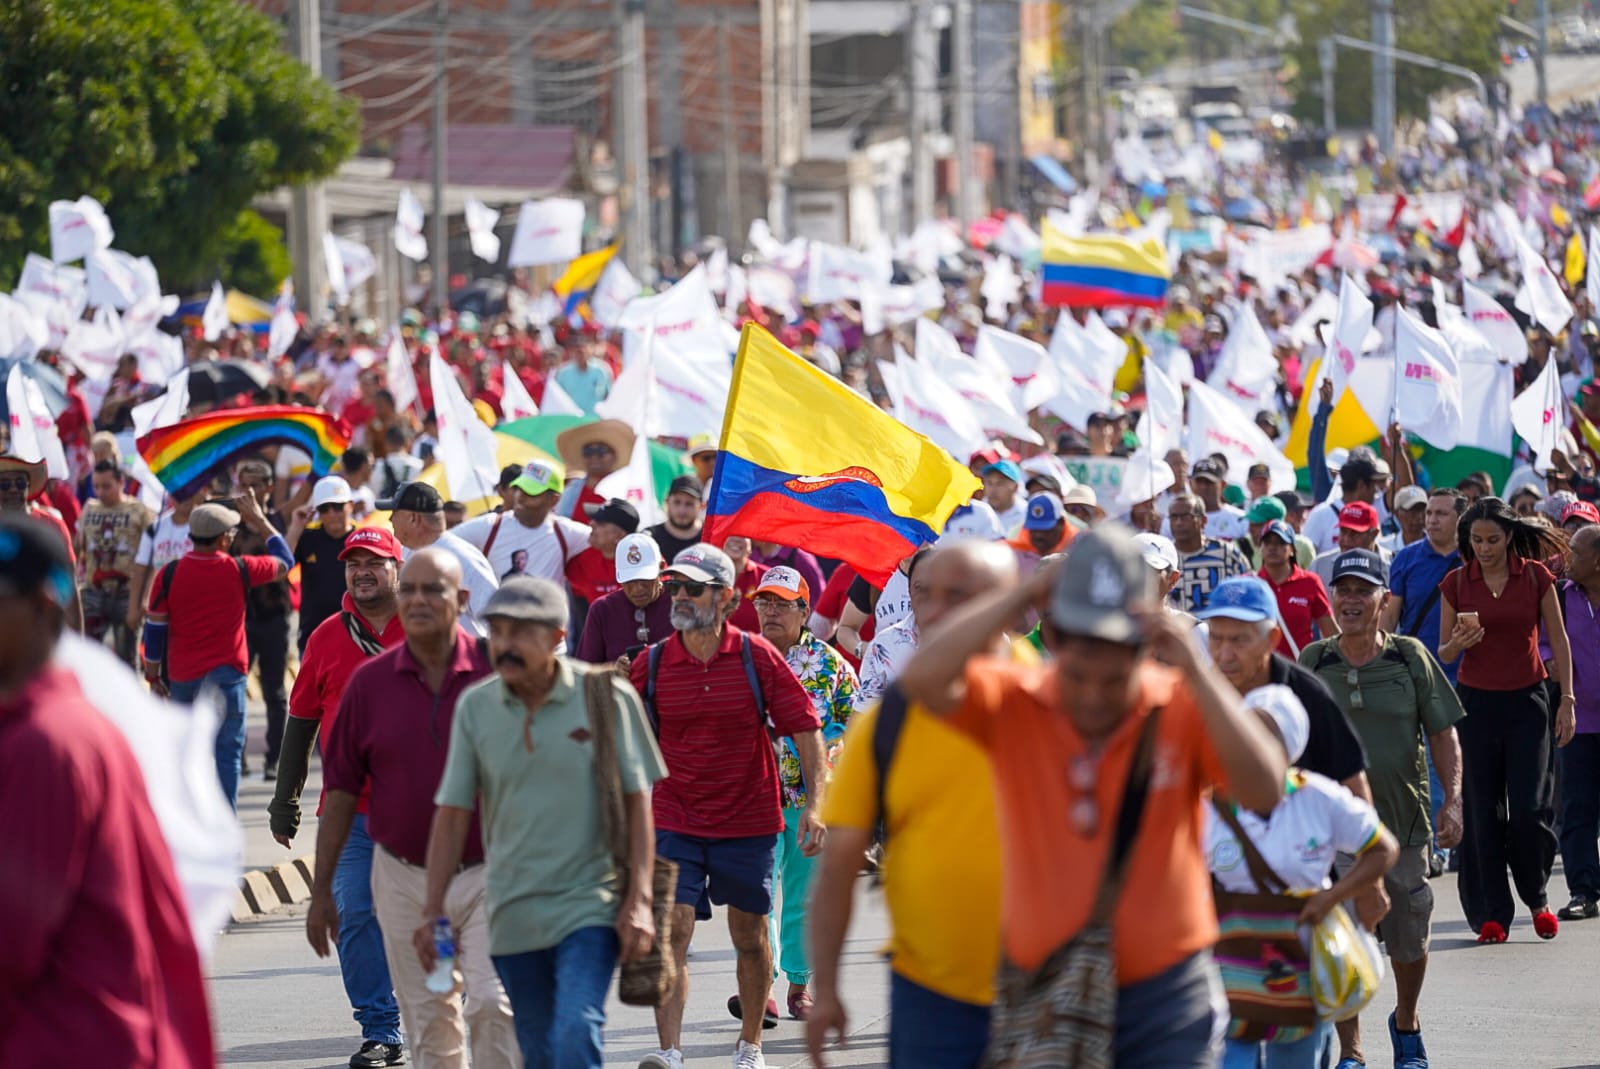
[822,700,1002,1006]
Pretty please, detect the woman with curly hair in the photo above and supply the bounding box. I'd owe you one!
[1438,497,1574,943]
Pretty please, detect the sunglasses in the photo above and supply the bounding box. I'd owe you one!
[633,607,651,643]
[663,580,717,598]
[0,475,31,493]
[1346,668,1365,710]
[316,503,346,514]
[1067,753,1099,837]
[582,444,615,458]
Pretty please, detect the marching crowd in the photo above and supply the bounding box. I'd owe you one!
[10,96,1600,1069]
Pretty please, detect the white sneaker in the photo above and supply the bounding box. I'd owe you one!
[732,1040,766,1069]
[639,1050,684,1069]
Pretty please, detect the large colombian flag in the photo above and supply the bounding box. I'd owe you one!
[1040,222,1170,308]
[137,406,351,500]
[705,325,980,586]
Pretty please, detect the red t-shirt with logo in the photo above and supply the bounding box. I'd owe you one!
[1260,565,1332,657]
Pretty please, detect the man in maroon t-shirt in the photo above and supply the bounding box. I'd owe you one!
[632,543,827,1069]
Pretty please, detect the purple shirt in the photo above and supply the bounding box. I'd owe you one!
[323,629,491,865]
[1562,581,1600,734]
[575,587,673,664]
[753,545,826,604]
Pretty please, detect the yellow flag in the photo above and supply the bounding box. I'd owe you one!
[1553,203,1572,229]
[1566,232,1586,287]
[1284,359,1382,469]
[1208,128,1224,153]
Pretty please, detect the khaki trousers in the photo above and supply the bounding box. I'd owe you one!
[371,847,521,1068]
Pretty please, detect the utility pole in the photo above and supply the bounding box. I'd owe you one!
[1536,0,1550,106]
[288,0,329,316]
[717,13,742,241]
[618,0,653,279]
[951,0,979,226]
[1371,0,1395,157]
[1318,37,1337,134]
[430,0,448,317]
[906,0,936,230]
[1080,4,1101,184]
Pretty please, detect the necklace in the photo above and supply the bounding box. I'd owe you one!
[1483,572,1508,599]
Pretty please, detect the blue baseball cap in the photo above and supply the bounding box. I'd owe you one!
[980,459,1024,484]
[1195,576,1278,623]
[1023,492,1066,531]
[1260,520,1296,546]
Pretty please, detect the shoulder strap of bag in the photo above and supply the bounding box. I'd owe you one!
[237,555,250,594]
[581,667,631,875]
[154,560,179,611]
[481,512,507,560]
[872,683,912,836]
[1401,584,1443,638]
[1211,796,1291,894]
[643,641,664,733]
[1090,707,1164,923]
[554,519,568,559]
[738,632,767,725]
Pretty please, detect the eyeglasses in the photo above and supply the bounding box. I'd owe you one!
[582,444,614,458]
[1068,754,1099,837]
[752,596,798,613]
[1346,668,1365,710]
[633,607,651,643]
[663,580,715,598]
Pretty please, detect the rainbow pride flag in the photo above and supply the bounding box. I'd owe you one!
[1041,222,1170,308]
[705,325,978,585]
[137,406,352,500]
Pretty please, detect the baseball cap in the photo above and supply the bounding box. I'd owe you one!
[1563,500,1600,526]
[1195,576,1278,623]
[1260,520,1297,546]
[377,481,444,514]
[1274,489,1309,512]
[1329,548,1388,587]
[1133,532,1179,572]
[0,514,76,607]
[666,474,704,501]
[614,533,663,583]
[1243,684,1309,763]
[338,525,404,562]
[482,576,568,628]
[1190,457,1226,483]
[980,459,1024,484]
[666,543,736,586]
[189,502,241,539]
[1024,492,1067,531]
[1326,447,1349,474]
[511,459,564,497]
[1246,496,1287,524]
[686,434,718,458]
[1394,485,1428,511]
[755,565,810,602]
[942,500,1006,541]
[1047,524,1156,644]
[1247,462,1271,481]
[311,475,353,509]
[1337,501,1381,532]
[583,498,641,533]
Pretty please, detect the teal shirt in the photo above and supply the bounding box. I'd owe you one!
[435,658,666,955]
[552,361,614,415]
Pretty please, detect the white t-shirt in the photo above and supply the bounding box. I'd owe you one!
[993,499,1028,538]
[1205,505,1249,541]
[405,531,500,638]
[275,446,313,500]
[135,513,192,572]
[853,616,919,714]
[875,567,913,632]
[1206,770,1381,894]
[453,511,589,583]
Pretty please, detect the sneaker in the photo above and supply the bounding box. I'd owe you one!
[1557,896,1598,921]
[726,994,780,1029]
[732,1040,767,1069]
[263,761,278,782]
[1334,1060,1366,1069]
[1427,850,1444,878]
[1533,909,1559,939]
[1476,921,1508,944]
[638,1050,684,1069]
[1388,1011,1428,1069]
[350,1040,406,1068]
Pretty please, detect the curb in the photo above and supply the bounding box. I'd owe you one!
[231,855,316,923]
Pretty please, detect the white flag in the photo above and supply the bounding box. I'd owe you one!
[1462,282,1527,364]
[132,369,190,439]
[428,352,501,504]
[323,234,376,303]
[540,375,585,417]
[1043,313,1116,432]
[1459,234,1483,280]
[1184,380,1296,493]
[1510,353,1563,472]
[201,281,229,342]
[915,319,1041,444]
[806,242,891,305]
[394,188,428,262]
[463,198,501,263]
[1207,303,1279,415]
[975,325,1059,413]
[60,306,126,382]
[1393,306,1463,451]
[1432,285,1499,366]
[6,365,69,480]
[498,361,539,422]
[980,255,1022,321]
[1135,358,1185,457]
[617,265,725,363]
[266,287,297,361]
[1514,232,1574,336]
[48,196,114,263]
[995,214,1041,261]
[16,252,88,320]
[126,328,185,389]
[1325,274,1374,404]
[642,341,729,439]
[385,332,419,413]
[1287,288,1339,350]
[0,294,47,362]
[590,257,642,329]
[877,353,988,461]
[507,198,585,268]
[86,248,157,310]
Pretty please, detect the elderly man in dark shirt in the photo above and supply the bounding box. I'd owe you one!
[576,532,672,667]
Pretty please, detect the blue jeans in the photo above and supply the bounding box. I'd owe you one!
[169,665,249,809]
[1221,1021,1332,1069]
[333,815,401,1044]
[1113,951,1227,1069]
[889,971,989,1069]
[492,926,618,1069]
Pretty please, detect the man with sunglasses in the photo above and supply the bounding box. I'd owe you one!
[270,525,408,1069]
[576,532,672,666]
[633,544,828,1069]
[0,453,83,631]
[1299,549,1464,1069]
[289,476,358,656]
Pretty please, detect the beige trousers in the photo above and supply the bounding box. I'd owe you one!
[371,847,521,1068]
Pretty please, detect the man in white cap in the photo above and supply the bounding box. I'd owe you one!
[1380,484,1429,555]
[454,459,589,583]
[288,475,357,655]
[576,532,672,666]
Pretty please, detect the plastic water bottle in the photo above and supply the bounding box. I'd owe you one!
[425,918,455,994]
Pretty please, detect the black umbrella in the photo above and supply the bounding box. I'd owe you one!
[451,278,508,318]
[0,356,68,423]
[185,359,271,406]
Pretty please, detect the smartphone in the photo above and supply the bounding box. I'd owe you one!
[624,644,647,660]
[1459,612,1480,630]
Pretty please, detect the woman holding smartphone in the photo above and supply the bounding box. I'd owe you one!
[1439,497,1574,944]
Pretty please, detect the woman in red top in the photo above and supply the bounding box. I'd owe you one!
[1256,519,1335,657]
[1439,497,1574,944]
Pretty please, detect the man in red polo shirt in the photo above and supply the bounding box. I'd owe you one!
[0,452,84,630]
[270,525,406,1068]
[0,516,214,1068]
[632,543,827,1069]
[308,547,517,1068]
[1257,519,1336,656]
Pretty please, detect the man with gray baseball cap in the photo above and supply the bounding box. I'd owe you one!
[887,524,1288,1069]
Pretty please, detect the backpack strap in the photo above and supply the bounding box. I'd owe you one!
[481,511,506,560]
[153,560,179,612]
[237,555,250,595]
[554,519,568,561]
[872,683,911,839]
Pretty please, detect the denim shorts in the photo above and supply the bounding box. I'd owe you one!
[657,830,779,919]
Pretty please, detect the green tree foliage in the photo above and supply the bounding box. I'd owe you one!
[0,0,358,293]
[1285,0,1502,127]
[218,209,295,298]
[1108,0,1287,77]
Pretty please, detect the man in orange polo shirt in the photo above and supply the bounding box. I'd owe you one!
[892,524,1288,1068]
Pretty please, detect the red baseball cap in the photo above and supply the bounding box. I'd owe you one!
[338,525,404,562]
[1563,500,1600,526]
[1337,501,1381,532]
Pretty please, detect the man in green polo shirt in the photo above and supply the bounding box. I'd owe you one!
[421,576,667,1069]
